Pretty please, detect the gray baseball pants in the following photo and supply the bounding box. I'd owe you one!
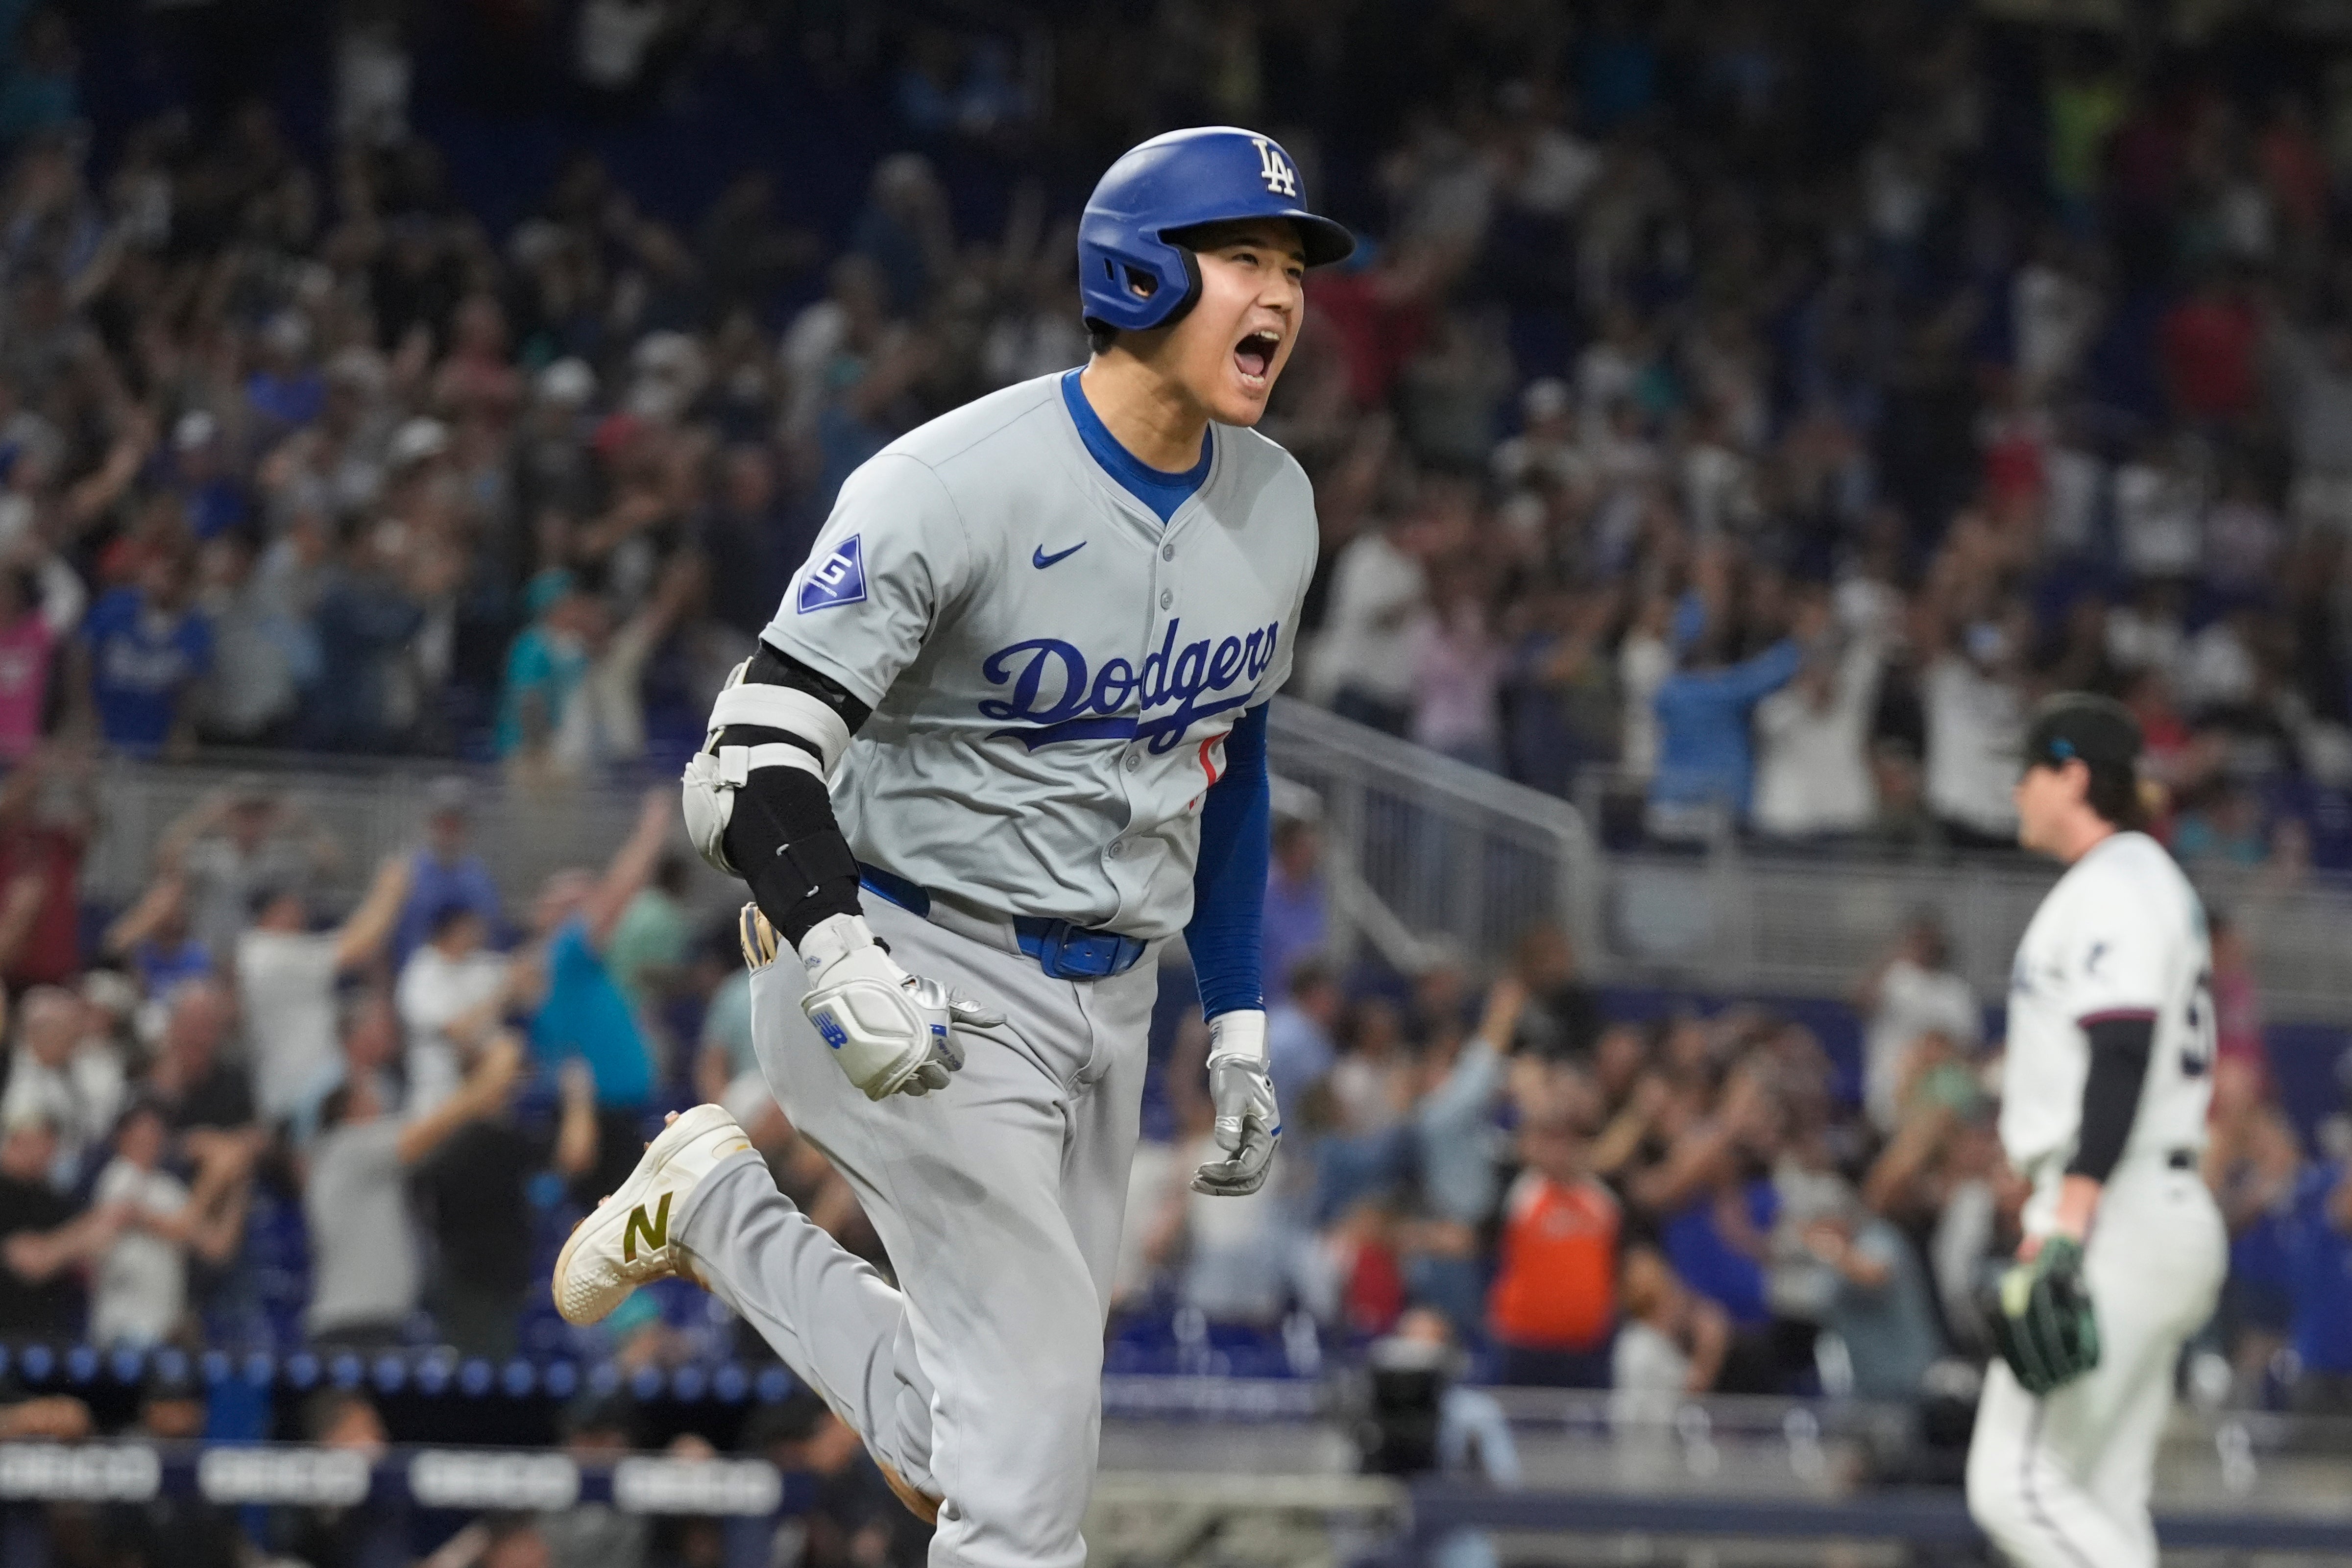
[674,896,1159,1568]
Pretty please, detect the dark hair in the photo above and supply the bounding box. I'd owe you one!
[1086,322,1117,356]
[1906,910,1949,968]
[2083,759,2148,831]
[318,1085,354,1130]
[300,1388,377,1443]
[740,1390,830,1450]
[140,1363,203,1407]
[247,881,301,919]
[557,1388,639,1444]
[1285,958,1336,1000]
[427,900,480,941]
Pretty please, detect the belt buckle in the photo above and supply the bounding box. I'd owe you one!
[1018,918,1140,980]
[1062,927,1120,976]
[1028,921,1112,980]
[1049,921,1110,983]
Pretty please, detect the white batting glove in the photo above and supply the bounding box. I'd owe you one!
[1192,1010,1281,1197]
[797,914,1004,1101]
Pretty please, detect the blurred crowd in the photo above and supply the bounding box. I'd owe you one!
[0,0,2345,1557]
[0,767,715,1357]
[0,1379,926,1568]
[1282,18,2352,873]
[0,760,942,1568]
[0,2,2341,873]
[0,762,2342,1564]
[1132,826,2352,1436]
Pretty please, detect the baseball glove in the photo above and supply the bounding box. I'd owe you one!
[1988,1236,2101,1396]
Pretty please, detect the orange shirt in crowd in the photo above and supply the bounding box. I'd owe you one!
[1488,1169,1620,1351]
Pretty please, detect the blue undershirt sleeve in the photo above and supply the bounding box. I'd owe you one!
[1187,701,1271,1021]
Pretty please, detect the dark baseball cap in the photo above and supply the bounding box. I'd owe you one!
[2020,692,2141,774]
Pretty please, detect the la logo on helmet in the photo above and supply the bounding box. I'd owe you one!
[1250,137,1297,197]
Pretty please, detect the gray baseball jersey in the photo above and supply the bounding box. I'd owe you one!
[759,371,1316,941]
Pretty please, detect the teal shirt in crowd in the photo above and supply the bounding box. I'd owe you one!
[529,917,653,1107]
[493,625,587,757]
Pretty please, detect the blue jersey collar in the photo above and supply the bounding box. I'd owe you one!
[1059,369,1211,526]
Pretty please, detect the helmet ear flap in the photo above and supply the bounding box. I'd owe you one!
[1078,244,1201,336]
[1156,247,1203,330]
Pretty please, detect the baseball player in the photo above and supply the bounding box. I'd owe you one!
[1965,694,2227,1568]
[550,127,1352,1568]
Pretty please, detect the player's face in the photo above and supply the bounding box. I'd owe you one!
[1170,220,1308,425]
[2012,760,2082,854]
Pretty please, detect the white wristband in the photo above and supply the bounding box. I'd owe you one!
[1206,1009,1268,1068]
[796,912,876,975]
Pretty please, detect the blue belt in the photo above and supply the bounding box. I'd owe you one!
[857,863,1148,981]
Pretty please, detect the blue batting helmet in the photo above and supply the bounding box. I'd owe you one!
[1077,126,1356,335]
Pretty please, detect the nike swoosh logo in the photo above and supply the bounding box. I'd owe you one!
[1032,541,1087,569]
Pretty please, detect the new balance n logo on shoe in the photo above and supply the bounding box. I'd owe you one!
[623,1191,673,1263]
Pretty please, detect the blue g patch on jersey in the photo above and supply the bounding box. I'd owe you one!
[799,536,868,612]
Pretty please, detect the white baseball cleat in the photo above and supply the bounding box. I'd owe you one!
[552,1103,754,1325]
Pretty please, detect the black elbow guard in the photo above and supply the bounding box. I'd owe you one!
[713,643,873,946]
[724,768,863,947]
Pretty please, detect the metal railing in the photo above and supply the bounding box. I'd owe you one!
[1086,1383,2352,1565]
[75,752,737,919]
[1273,703,2352,1024]
[1265,700,1601,976]
[0,1437,795,1518]
[64,712,2352,1023]
[1592,844,2352,1023]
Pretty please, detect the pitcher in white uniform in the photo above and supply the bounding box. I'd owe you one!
[545,127,1354,1568]
[1965,692,2227,1568]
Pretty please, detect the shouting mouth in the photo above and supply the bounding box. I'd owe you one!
[1234,329,1281,390]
